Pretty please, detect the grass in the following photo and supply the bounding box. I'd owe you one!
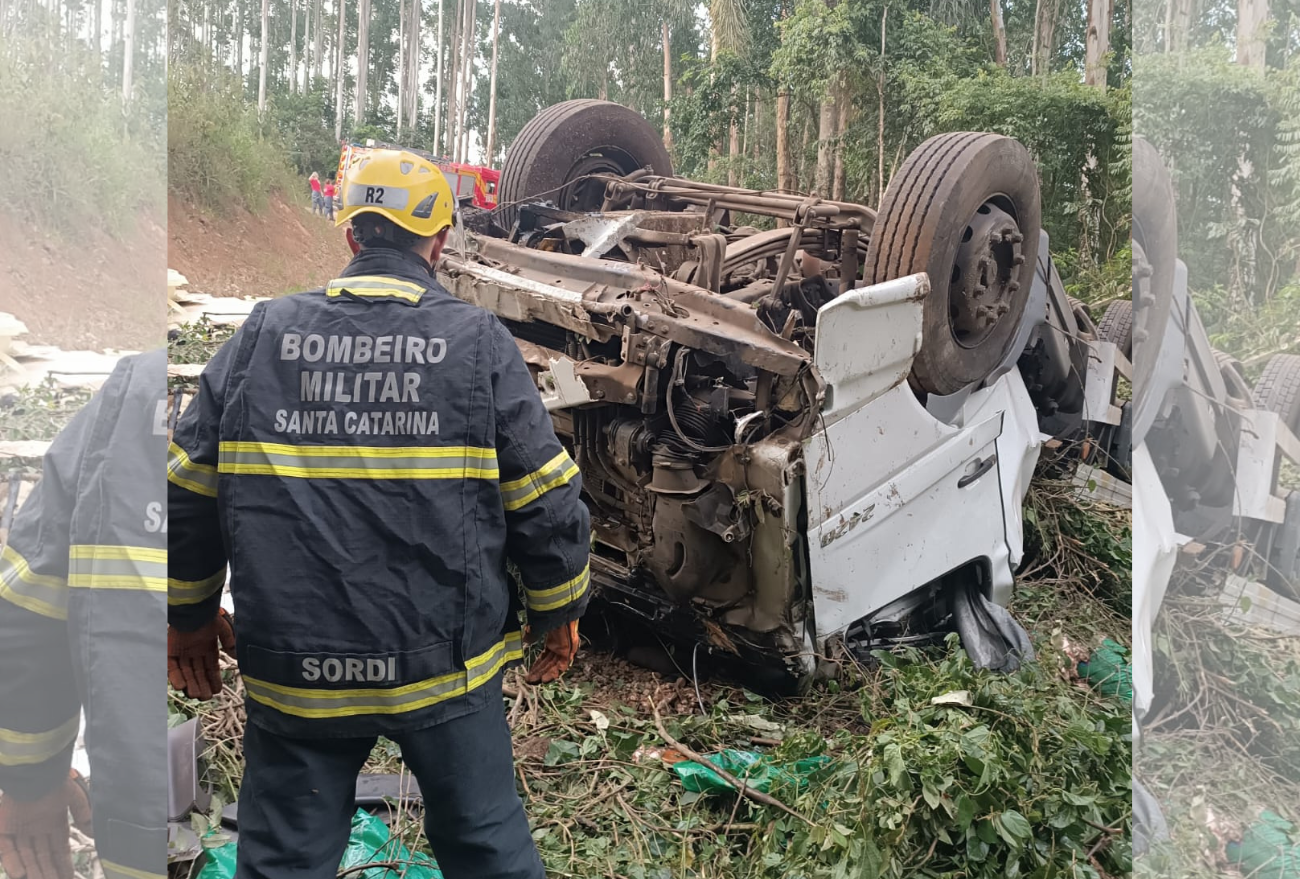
[0,37,163,238]
[167,61,302,216]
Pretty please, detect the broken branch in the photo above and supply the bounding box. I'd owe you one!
[645,694,813,826]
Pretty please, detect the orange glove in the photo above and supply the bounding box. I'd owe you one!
[525,620,580,684]
[0,769,93,879]
[167,608,235,700]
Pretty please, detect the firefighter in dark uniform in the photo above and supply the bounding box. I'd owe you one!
[167,149,591,879]
[0,348,168,879]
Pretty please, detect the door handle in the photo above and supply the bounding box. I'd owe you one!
[957,454,997,489]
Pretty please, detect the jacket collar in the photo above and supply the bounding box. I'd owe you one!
[326,248,438,306]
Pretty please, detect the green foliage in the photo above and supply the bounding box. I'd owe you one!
[905,69,1127,262]
[0,37,164,235]
[168,317,238,365]
[273,82,345,178]
[168,61,302,213]
[518,639,1130,879]
[0,380,95,443]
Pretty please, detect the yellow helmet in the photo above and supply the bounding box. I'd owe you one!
[335,149,455,238]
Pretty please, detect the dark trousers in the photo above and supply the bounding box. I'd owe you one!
[235,704,544,879]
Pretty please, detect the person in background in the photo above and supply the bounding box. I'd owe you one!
[309,172,322,216]
[322,178,336,222]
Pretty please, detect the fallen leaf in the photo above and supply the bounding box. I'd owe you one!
[590,709,610,731]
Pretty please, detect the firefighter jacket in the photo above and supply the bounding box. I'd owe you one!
[168,247,592,739]
[0,348,168,879]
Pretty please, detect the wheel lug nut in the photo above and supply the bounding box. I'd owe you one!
[1012,254,1025,266]
[1011,232,1024,244]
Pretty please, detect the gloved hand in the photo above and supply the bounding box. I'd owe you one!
[0,769,92,879]
[168,608,235,700]
[525,620,580,684]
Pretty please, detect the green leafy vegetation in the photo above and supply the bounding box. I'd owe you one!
[0,380,95,443]
[168,62,303,213]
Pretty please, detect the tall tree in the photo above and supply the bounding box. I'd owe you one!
[434,0,444,154]
[990,0,1007,66]
[662,18,672,150]
[1237,0,1268,68]
[289,0,297,93]
[334,0,345,138]
[711,0,748,185]
[1084,0,1110,86]
[485,0,500,161]
[122,0,134,102]
[257,0,267,115]
[354,0,369,124]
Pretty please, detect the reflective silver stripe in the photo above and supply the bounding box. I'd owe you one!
[68,546,167,593]
[526,565,591,613]
[0,715,79,766]
[168,568,226,607]
[218,441,499,480]
[168,441,218,498]
[500,450,580,511]
[102,860,166,879]
[0,545,68,620]
[244,632,523,719]
[326,275,426,303]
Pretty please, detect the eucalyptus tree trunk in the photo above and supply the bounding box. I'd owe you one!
[990,0,1007,66]
[334,0,346,139]
[434,0,445,154]
[485,0,500,162]
[257,0,268,117]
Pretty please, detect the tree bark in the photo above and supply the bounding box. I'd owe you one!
[334,0,346,139]
[662,19,673,150]
[1084,0,1110,87]
[459,0,476,162]
[1236,0,1268,68]
[434,0,445,155]
[355,0,370,126]
[235,0,243,73]
[314,0,324,80]
[485,0,500,162]
[752,91,762,163]
[728,92,740,187]
[447,0,460,157]
[1031,0,1057,76]
[832,79,849,201]
[814,79,838,196]
[877,6,886,202]
[398,0,407,135]
[290,0,298,94]
[257,0,268,117]
[122,0,135,103]
[409,0,420,131]
[990,0,1007,66]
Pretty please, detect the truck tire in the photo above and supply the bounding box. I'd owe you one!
[1253,353,1300,431]
[498,100,673,229]
[1097,300,1133,358]
[862,132,1042,396]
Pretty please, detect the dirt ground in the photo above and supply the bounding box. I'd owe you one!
[167,194,348,298]
[0,211,167,351]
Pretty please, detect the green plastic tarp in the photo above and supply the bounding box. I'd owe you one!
[671,749,830,795]
[1227,811,1300,879]
[1078,638,1133,703]
[194,808,443,879]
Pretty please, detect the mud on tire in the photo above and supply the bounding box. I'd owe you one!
[498,100,673,229]
[862,132,1042,396]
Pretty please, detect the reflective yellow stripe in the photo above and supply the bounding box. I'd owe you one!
[0,545,68,620]
[68,545,167,593]
[326,275,427,303]
[501,450,580,511]
[101,860,166,879]
[244,633,523,719]
[0,716,79,766]
[168,568,226,607]
[526,565,590,613]
[218,441,499,480]
[168,441,218,498]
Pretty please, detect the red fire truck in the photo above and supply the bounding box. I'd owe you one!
[336,141,500,210]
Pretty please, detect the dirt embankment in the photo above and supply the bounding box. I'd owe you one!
[0,212,167,351]
[168,194,349,298]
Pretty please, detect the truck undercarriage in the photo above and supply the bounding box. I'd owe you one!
[436,100,1118,688]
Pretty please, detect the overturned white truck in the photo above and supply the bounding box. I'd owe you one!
[437,101,1124,689]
